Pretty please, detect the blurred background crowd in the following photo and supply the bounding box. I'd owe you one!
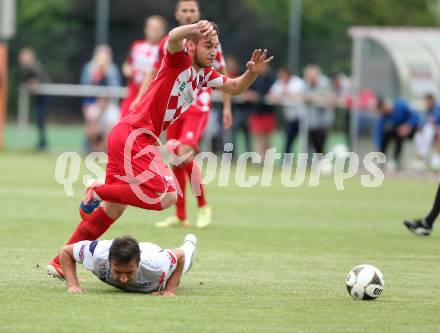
[4,0,440,171]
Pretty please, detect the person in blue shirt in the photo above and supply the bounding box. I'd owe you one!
[375,98,419,165]
[414,94,440,166]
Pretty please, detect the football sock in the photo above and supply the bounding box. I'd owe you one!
[94,183,163,211]
[179,241,195,274]
[173,166,187,221]
[53,207,114,265]
[184,160,207,208]
[425,183,440,227]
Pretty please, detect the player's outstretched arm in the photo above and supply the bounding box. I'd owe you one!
[167,20,217,54]
[59,244,85,294]
[218,49,273,96]
[153,249,185,297]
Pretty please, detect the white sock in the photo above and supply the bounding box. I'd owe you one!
[179,241,195,274]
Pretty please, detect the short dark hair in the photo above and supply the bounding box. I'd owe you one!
[188,21,220,43]
[176,0,199,10]
[109,236,141,265]
[210,21,220,37]
[146,15,168,30]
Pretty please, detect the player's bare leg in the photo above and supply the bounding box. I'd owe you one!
[178,144,212,229]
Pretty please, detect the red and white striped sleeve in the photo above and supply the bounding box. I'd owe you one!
[202,68,227,89]
[213,43,226,72]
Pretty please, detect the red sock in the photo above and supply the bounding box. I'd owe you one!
[53,207,114,265]
[173,166,187,220]
[94,183,163,211]
[184,160,207,207]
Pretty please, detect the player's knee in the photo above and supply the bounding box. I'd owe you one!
[103,202,127,220]
[160,192,177,209]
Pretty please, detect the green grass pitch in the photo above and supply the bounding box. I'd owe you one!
[0,151,439,333]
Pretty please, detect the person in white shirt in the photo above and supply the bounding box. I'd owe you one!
[268,67,306,155]
[57,234,196,296]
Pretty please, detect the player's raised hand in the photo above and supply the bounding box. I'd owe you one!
[246,49,274,75]
[67,286,85,294]
[194,20,217,38]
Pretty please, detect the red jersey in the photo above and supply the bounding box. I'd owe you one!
[125,39,160,89]
[123,49,227,137]
[154,35,226,113]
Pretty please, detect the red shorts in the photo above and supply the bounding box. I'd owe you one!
[249,113,276,134]
[106,122,176,193]
[166,105,209,151]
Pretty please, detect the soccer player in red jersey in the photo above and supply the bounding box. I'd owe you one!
[119,15,167,117]
[47,20,273,279]
[137,0,233,229]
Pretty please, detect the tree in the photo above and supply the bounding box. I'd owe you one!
[245,0,439,72]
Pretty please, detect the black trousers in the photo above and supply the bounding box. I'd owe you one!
[308,128,328,154]
[380,126,416,163]
[33,95,49,149]
[284,120,300,154]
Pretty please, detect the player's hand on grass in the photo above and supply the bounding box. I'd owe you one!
[67,286,85,294]
[246,49,274,75]
[161,291,176,297]
[151,290,176,297]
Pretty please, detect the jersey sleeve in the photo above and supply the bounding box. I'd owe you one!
[140,246,178,281]
[163,49,192,69]
[72,240,111,271]
[213,43,226,72]
[203,68,228,89]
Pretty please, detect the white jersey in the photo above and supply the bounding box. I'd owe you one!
[73,240,177,293]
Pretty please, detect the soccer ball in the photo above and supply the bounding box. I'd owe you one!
[346,264,384,300]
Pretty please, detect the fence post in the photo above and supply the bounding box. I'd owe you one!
[17,84,30,147]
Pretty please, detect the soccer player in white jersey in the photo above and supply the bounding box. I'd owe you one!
[58,234,196,296]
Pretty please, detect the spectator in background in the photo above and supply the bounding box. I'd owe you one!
[83,97,119,152]
[80,44,121,108]
[18,47,51,150]
[226,55,252,156]
[303,65,333,155]
[330,72,352,146]
[80,45,121,152]
[120,15,167,117]
[267,67,305,156]
[244,64,276,159]
[375,98,419,167]
[414,94,440,169]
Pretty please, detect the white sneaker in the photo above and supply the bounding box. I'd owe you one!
[431,154,440,170]
[196,205,212,228]
[155,216,191,228]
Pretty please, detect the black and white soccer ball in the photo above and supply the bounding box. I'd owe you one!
[346,264,384,300]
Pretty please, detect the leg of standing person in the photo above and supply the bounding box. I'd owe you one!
[404,183,440,236]
[35,95,48,150]
[284,120,300,155]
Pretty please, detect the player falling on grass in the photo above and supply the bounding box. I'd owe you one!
[119,15,167,117]
[47,20,273,279]
[404,184,440,236]
[59,234,196,296]
[134,0,232,229]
